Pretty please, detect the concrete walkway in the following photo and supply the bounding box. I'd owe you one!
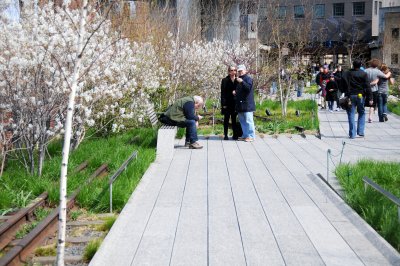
[90,108,400,266]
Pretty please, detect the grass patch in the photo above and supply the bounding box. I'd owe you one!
[70,209,84,221]
[97,215,117,232]
[15,223,37,239]
[254,99,319,134]
[83,238,103,262]
[335,160,400,251]
[35,244,57,257]
[14,207,52,239]
[195,99,318,136]
[388,102,400,116]
[304,84,319,94]
[1,128,156,213]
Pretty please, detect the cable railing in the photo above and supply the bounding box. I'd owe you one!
[362,176,400,223]
[109,150,138,213]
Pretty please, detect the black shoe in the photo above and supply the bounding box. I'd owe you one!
[383,113,388,121]
[185,141,190,147]
[232,136,238,140]
[224,136,229,140]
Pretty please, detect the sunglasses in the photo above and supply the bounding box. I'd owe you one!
[229,69,237,72]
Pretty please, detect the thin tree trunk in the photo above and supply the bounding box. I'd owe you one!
[38,143,45,177]
[56,1,88,265]
[0,146,6,177]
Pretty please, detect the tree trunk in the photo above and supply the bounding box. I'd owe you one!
[38,143,45,177]
[28,146,35,176]
[56,1,88,265]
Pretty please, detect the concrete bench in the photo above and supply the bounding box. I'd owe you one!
[146,105,177,161]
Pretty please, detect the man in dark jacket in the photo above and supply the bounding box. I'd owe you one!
[160,96,204,149]
[221,66,240,140]
[234,64,255,142]
[343,59,373,139]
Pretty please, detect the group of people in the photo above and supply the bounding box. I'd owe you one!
[320,58,394,139]
[159,58,395,148]
[160,64,255,149]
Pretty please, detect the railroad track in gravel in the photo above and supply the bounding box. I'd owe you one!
[0,162,108,266]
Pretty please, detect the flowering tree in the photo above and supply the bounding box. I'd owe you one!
[0,3,162,176]
[154,37,256,108]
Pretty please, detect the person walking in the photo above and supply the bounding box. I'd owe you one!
[333,65,344,111]
[160,95,204,149]
[377,64,394,122]
[297,69,306,97]
[343,59,372,139]
[234,64,256,142]
[221,66,240,140]
[316,65,330,109]
[325,74,338,112]
[365,58,392,123]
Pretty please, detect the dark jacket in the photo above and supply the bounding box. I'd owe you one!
[221,76,238,114]
[343,69,372,99]
[333,70,345,93]
[164,96,199,123]
[315,72,322,85]
[325,79,338,101]
[235,74,255,112]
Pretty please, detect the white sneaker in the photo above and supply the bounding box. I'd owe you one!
[329,110,333,113]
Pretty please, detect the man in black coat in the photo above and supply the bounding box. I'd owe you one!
[342,59,373,139]
[221,66,240,140]
[234,64,256,142]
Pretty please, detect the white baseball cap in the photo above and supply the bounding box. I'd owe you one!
[237,64,246,71]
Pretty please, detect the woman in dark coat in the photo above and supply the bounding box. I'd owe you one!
[221,66,240,140]
[325,74,339,112]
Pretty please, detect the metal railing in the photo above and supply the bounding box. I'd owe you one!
[326,141,346,183]
[362,176,400,223]
[109,150,138,213]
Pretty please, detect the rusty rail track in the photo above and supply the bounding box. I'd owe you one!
[0,163,108,266]
[0,192,48,250]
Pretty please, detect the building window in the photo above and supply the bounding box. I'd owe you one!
[294,5,305,18]
[277,6,287,19]
[392,53,399,64]
[247,1,257,14]
[353,2,365,16]
[259,4,268,21]
[392,28,399,39]
[333,3,345,17]
[314,4,325,18]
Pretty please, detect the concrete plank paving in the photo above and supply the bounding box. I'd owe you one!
[207,137,246,265]
[223,140,285,265]
[169,143,208,266]
[91,105,400,266]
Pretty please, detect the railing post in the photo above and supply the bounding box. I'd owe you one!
[110,182,113,213]
[398,207,400,223]
[340,141,346,164]
[327,149,331,183]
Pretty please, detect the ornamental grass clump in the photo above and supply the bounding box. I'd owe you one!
[336,160,400,251]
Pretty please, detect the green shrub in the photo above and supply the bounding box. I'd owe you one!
[97,216,117,232]
[83,238,103,262]
[336,160,400,251]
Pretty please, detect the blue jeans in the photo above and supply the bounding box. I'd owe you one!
[377,93,388,122]
[238,112,255,138]
[328,101,334,110]
[346,95,365,138]
[181,120,198,143]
